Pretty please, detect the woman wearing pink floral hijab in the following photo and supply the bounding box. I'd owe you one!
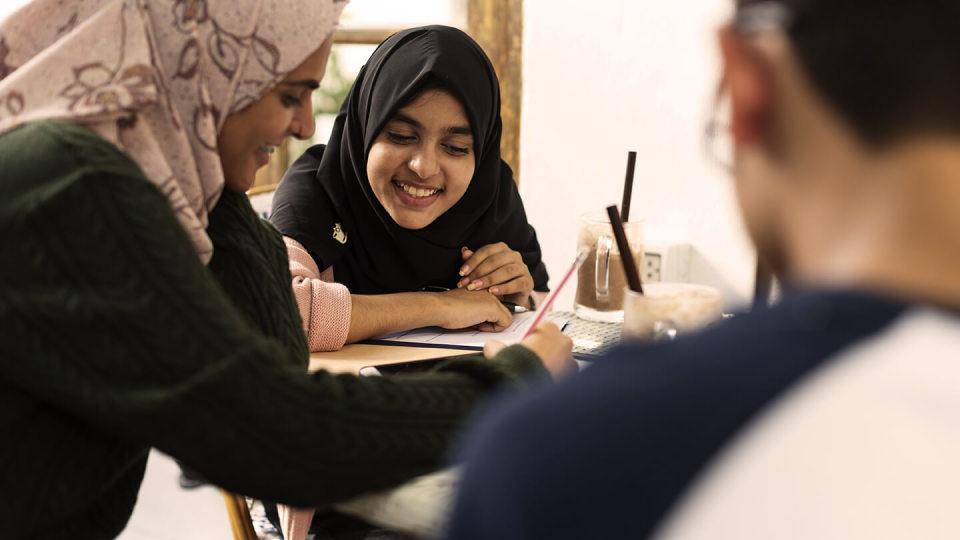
[0,1,572,537]
[0,0,348,260]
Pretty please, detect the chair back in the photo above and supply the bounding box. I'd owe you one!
[222,491,258,540]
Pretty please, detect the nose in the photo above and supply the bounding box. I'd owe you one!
[290,102,315,140]
[408,146,440,179]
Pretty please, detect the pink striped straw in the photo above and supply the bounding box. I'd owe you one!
[523,247,590,338]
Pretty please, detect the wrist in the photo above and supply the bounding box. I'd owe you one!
[421,291,450,326]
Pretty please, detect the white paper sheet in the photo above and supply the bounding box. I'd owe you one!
[369,311,570,349]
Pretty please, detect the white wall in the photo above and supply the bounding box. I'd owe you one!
[520,0,756,310]
[0,0,31,20]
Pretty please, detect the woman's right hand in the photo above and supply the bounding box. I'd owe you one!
[435,287,513,332]
[484,322,575,378]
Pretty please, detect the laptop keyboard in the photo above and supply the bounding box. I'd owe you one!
[556,311,623,360]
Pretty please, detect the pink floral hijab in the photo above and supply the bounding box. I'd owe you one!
[0,0,346,263]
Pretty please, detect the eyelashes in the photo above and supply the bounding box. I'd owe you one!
[443,143,469,156]
[280,94,302,108]
[386,131,471,157]
[386,132,416,144]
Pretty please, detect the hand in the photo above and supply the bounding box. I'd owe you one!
[434,287,513,332]
[457,243,534,307]
[484,322,575,378]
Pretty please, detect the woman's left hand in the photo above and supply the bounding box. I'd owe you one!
[457,243,534,307]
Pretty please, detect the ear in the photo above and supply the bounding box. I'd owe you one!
[717,26,773,146]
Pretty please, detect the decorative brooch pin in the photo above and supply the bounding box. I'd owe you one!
[332,222,347,244]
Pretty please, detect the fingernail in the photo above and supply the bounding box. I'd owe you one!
[459,265,469,276]
[471,280,482,290]
[490,287,499,295]
[461,246,469,252]
[466,282,476,291]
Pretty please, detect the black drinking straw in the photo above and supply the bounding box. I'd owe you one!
[753,255,773,309]
[620,151,637,222]
[606,205,644,294]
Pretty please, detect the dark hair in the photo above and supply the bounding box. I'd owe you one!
[738,0,960,147]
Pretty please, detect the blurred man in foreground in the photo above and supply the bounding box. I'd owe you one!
[447,1,960,538]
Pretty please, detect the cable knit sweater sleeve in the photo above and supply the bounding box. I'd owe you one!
[0,122,549,536]
[284,236,353,352]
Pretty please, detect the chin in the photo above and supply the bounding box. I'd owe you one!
[225,168,257,193]
[395,217,432,230]
[391,211,436,230]
[226,179,254,192]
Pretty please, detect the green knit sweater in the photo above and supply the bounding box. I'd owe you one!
[0,121,548,539]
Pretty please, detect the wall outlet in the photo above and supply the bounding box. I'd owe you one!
[644,243,692,283]
[642,252,662,282]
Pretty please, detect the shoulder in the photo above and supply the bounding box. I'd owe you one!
[273,143,326,204]
[511,289,911,430]
[0,121,162,219]
[658,306,960,539]
[208,189,288,273]
[270,144,326,225]
[270,143,344,270]
[0,121,142,180]
[450,289,910,538]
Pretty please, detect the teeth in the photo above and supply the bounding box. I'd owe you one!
[397,182,439,198]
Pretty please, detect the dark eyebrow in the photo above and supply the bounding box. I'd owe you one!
[392,112,422,129]
[445,125,473,137]
[280,79,320,90]
[391,112,472,137]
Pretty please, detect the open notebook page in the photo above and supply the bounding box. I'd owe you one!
[367,311,570,350]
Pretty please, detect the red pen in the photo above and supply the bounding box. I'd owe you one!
[523,248,589,338]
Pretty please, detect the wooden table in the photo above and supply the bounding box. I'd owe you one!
[309,344,475,374]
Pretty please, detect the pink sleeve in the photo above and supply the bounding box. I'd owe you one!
[279,505,314,540]
[278,237,355,539]
[284,236,352,352]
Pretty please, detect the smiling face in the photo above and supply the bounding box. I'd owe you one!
[366,88,476,229]
[217,38,333,192]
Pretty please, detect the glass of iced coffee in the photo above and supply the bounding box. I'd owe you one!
[574,212,644,322]
[621,282,723,341]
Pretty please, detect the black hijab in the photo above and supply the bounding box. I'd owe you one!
[270,25,548,294]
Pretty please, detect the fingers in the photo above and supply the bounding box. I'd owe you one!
[530,321,561,337]
[483,340,507,358]
[458,243,510,283]
[458,247,474,288]
[478,299,513,332]
[484,267,533,296]
[520,321,576,378]
[477,320,511,332]
[460,250,525,291]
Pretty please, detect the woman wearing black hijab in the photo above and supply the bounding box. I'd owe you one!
[271,25,549,351]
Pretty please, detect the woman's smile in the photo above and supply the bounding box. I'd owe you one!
[366,88,475,229]
[256,144,276,166]
[391,178,444,207]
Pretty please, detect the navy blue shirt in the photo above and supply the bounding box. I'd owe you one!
[445,289,913,539]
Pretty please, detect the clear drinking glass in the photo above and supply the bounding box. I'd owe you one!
[574,212,644,322]
[622,282,723,341]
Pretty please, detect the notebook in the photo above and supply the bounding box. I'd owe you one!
[365,311,571,350]
[366,310,621,360]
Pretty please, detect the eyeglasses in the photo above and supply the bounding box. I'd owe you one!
[702,1,794,172]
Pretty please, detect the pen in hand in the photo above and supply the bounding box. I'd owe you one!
[522,247,589,338]
[422,284,528,315]
[500,300,529,314]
